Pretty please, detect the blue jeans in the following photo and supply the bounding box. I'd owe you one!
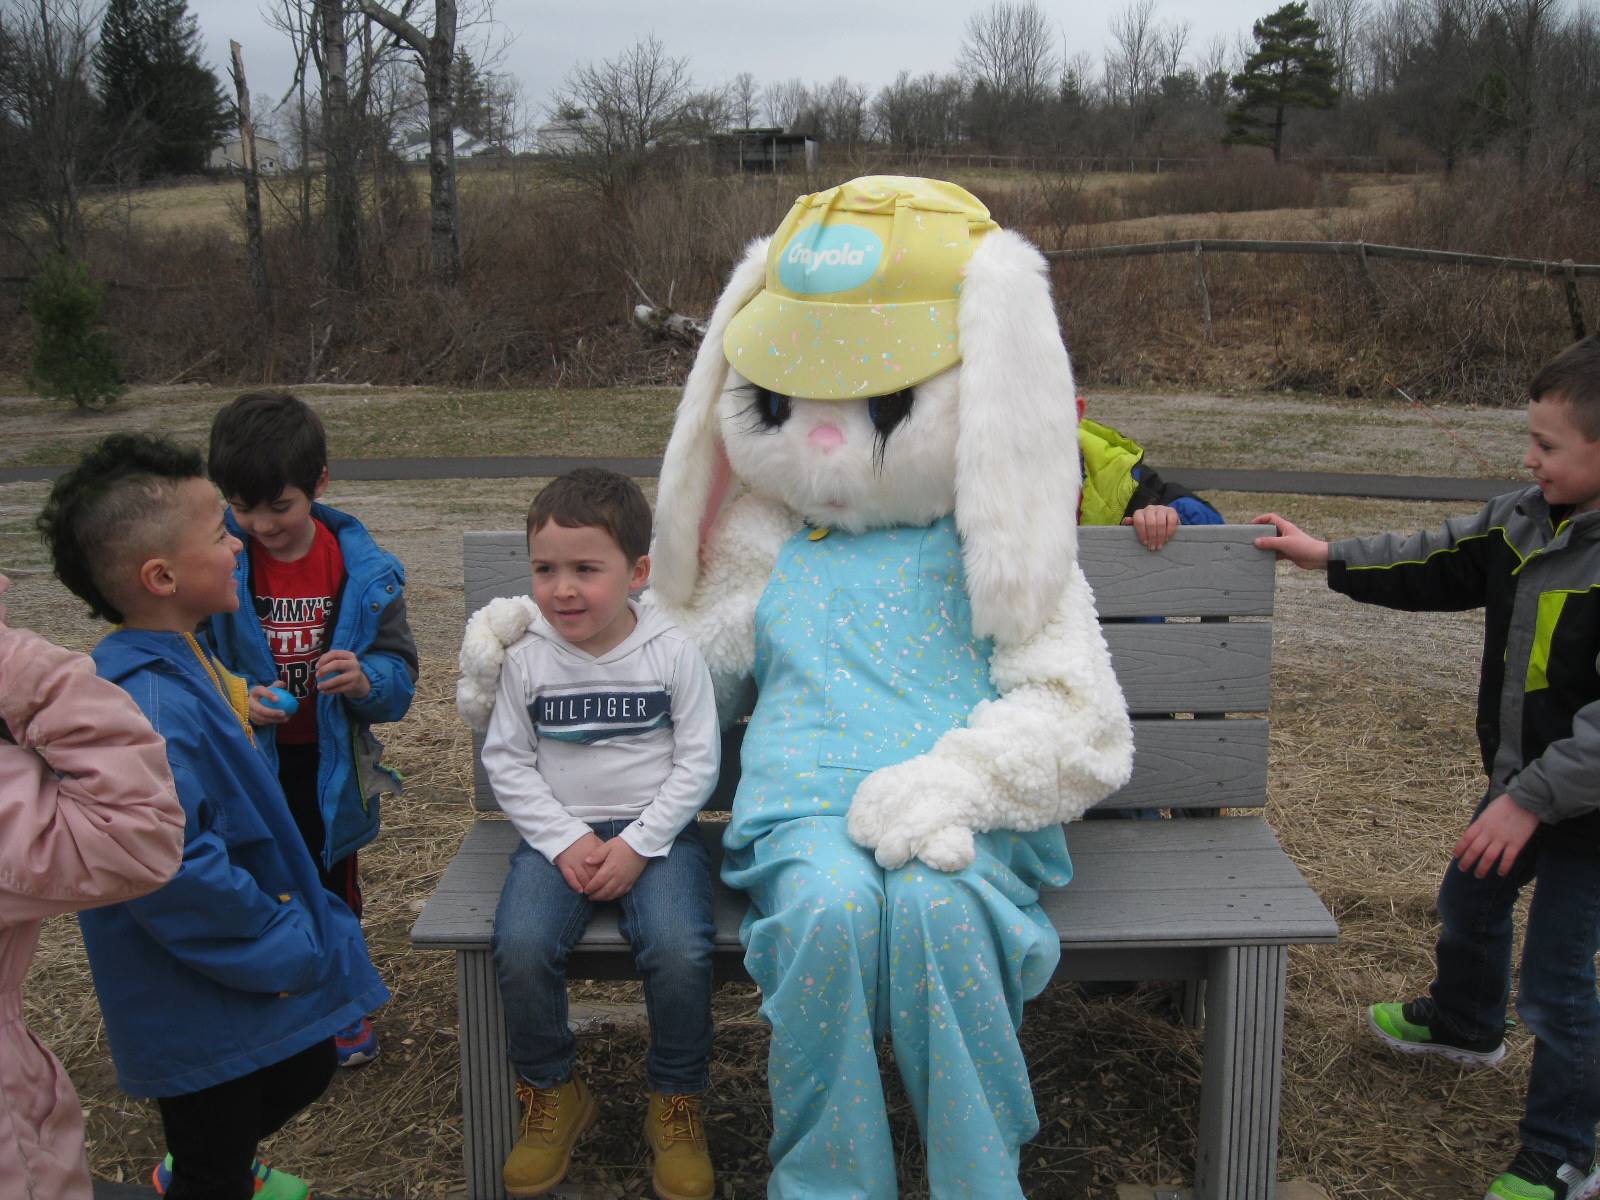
[1431,796,1600,1165]
[491,819,715,1094]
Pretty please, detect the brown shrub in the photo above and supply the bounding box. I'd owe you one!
[1055,165,1598,404]
[1120,160,1348,220]
[0,160,1592,406]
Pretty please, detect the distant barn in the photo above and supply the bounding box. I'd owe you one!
[709,128,817,173]
[209,134,281,175]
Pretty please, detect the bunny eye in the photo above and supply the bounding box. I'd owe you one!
[750,387,792,430]
[868,389,914,472]
[867,389,913,436]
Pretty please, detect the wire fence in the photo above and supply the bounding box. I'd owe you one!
[1042,238,1596,341]
[854,150,1435,175]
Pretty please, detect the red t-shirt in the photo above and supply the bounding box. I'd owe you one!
[251,518,346,745]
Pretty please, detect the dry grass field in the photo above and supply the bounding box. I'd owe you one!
[110,164,1422,246]
[0,386,1543,1199]
[25,158,1584,409]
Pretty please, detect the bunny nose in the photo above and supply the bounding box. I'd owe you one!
[808,423,845,452]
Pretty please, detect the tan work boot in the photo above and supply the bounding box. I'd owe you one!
[502,1076,598,1197]
[644,1092,714,1200]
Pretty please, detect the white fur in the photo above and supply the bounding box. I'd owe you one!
[651,238,771,608]
[955,229,1081,644]
[456,596,540,732]
[718,367,960,532]
[845,563,1133,869]
[642,493,801,726]
[619,212,1128,870]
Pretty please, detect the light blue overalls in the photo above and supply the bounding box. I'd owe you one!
[722,517,1074,1200]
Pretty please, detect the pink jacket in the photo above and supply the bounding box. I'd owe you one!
[0,621,184,1200]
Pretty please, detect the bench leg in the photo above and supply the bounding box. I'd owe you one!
[1193,945,1287,1200]
[1181,979,1205,1029]
[458,948,519,1200]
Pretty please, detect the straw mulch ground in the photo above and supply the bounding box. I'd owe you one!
[5,479,1539,1200]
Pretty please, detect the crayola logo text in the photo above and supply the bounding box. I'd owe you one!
[778,225,883,294]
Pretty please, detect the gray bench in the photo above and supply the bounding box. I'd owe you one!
[412,524,1338,1200]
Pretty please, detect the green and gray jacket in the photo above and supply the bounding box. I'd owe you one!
[1329,486,1600,836]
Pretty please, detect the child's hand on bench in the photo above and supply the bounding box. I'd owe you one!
[1123,504,1179,550]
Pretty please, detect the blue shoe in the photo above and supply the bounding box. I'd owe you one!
[335,1015,378,1067]
[152,1153,310,1197]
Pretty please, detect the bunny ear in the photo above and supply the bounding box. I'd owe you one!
[954,229,1081,645]
[651,236,770,607]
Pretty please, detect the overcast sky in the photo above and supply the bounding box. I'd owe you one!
[190,0,1274,125]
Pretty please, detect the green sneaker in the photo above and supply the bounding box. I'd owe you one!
[1366,998,1506,1069]
[1485,1147,1600,1200]
[152,1152,310,1198]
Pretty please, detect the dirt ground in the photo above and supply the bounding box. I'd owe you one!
[0,390,1544,1198]
[0,380,1525,480]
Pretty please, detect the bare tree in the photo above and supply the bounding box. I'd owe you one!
[549,34,693,197]
[871,69,964,149]
[263,0,319,234]
[761,76,810,130]
[728,70,758,128]
[228,39,270,317]
[1158,18,1191,78]
[0,0,102,253]
[1197,32,1235,105]
[358,0,462,286]
[1313,0,1372,95]
[317,0,361,292]
[1490,0,1562,178]
[1107,0,1161,148]
[958,0,1058,144]
[678,83,730,139]
[814,75,868,144]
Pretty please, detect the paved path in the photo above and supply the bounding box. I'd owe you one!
[0,456,1521,501]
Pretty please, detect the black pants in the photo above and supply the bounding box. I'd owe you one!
[276,742,362,917]
[156,1038,336,1199]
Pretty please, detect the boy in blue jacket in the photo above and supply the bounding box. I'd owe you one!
[37,433,388,1200]
[203,391,418,1067]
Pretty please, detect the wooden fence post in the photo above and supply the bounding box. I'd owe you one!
[1193,242,1214,343]
[1356,242,1383,321]
[1563,260,1587,339]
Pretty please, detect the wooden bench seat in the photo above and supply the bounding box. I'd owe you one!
[411,524,1338,1200]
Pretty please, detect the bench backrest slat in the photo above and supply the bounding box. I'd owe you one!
[464,525,1275,814]
[464,525,1276,619]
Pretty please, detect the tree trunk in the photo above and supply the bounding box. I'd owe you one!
[318,0,362,293]
[424,0,460,287]
[229,41,272,321]
[358,0,461,287]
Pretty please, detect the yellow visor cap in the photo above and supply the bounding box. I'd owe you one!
[723,176,998,401]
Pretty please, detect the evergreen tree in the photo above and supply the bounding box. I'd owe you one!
[452,50,492,141]
[95,0,229,177]
[1224,2,1338,161]
[26,256,124,411]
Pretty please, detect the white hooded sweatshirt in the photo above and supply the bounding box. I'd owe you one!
[480,601,718,862]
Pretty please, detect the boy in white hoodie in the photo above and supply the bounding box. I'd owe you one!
[478,468,719,1200]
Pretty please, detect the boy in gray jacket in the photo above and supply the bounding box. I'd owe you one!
[473,469,718,1200]
[1253,335,1600,1200]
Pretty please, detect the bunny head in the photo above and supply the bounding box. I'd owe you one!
[653,176,1083,646]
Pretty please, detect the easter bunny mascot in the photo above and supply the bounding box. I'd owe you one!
[650,176,1134,1198]
[455,176,1134,1197]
